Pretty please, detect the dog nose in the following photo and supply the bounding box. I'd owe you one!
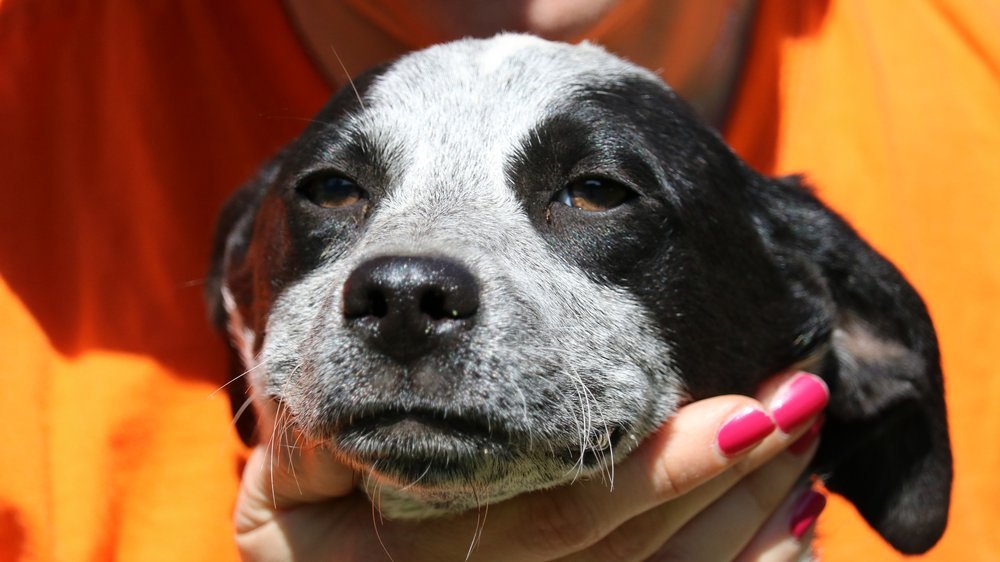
[342,255,480,363]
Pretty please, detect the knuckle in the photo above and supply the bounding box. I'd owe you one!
[517,491,605,555]
[731,456,757,479]
[593,511,666,561]
[650,456,685,502]
[738,456,803,515]
[743,469,786,514]
[591,535,648,562]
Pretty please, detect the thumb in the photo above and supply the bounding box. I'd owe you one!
[235,441,357,533]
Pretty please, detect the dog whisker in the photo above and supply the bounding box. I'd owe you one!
[208,357,266,398]
[278,409,303,496]
[607,427,616,491]
[580,382,615,488]
[366,462,396,562]
[290,423,309,453]
[266,401,284,509]
[328,44,365,110]
[375,473,387,526]
[561,374,588,483]
[230,397,254,428]
[465,479,490,561]
[475,498,490,554]
[397,462,433,492]
[363,462,379,499]
[511,384,533,450]
[571,364,595,484]
[177,277,206,289]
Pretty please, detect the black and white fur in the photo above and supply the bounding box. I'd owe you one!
[207,35,951,554]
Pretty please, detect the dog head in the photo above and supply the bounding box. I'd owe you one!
[207,35,951,553]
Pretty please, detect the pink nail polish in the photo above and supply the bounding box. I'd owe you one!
[788,417,824,455]
[790,489,827,538]
[717,407,776,456]
[772,373,829,433]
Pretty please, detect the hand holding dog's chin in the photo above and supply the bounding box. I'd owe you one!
[234,371,826,561]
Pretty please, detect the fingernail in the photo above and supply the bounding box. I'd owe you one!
[771,373,829,433]
[717,407,776,456]
[790,489,827,539]
[788,416,824,455]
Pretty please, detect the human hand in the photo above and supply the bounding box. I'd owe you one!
[234,371,828,561]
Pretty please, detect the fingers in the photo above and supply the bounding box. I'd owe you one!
[734,484,827,562]
[466,395,773,560]
[644,441,820,561]
[236,443,399,561]
[559,445,817,562]
[469,373,828,561]
[235,441,357,534]
[235,372,828,562]
[551,376,825,562]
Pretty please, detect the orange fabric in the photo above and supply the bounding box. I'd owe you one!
[0,1,996,561]
[0,1,327,560]
[726,2,1000,560]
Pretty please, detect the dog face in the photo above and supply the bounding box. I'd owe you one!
[208,35,951,553]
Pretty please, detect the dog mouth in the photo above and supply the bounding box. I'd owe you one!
[328,405,633,486]
[331,407,517,484]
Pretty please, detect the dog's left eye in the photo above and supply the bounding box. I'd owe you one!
[298,174,367,209]
[553,178,636,212]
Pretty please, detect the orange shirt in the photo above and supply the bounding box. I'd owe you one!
[0,1,996,560]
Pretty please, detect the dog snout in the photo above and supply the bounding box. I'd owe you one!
[342,255,480,363]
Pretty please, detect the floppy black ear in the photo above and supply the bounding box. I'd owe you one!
[756,176,952,554]
[205,157,283,445]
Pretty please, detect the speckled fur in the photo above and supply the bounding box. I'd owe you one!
[234,36,682,516]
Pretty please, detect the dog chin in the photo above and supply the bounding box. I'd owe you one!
[325,412,632,519]
[350,454,612,521]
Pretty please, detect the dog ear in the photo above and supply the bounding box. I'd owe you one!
[205,156,283,445]
[756,176,952,554]
[205,157,282,331]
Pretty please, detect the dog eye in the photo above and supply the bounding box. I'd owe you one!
[299,174,367,209]
[554,178,636,212]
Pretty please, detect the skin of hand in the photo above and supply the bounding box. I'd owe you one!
[235,371,827,561]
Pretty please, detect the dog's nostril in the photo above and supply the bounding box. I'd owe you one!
[342,255,480,363]
[420,286,478,320]
[367,289,389,318]
[420,288,448,320]
[343,286,389,319]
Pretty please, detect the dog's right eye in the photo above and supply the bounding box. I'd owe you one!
[552,177,636,212]
[298,174,367,209]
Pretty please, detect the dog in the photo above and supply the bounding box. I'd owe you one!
[206,34,952,554]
